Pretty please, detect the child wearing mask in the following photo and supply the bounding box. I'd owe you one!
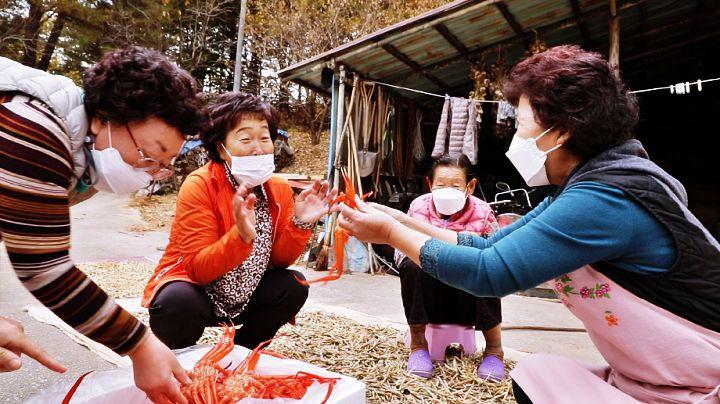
[394,154,504,381]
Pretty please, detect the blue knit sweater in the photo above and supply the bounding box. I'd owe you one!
[419,182,676,297]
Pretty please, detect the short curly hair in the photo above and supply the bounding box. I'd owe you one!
[201,92,280,163]
[83,46,208,137]
[504,45,639,161]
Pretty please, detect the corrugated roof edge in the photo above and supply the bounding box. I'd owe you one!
[277,0,494,81]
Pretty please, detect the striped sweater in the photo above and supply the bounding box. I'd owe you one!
[0,91,147,355]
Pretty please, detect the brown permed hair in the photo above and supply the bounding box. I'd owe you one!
[504,45,639,161]
[201,92,280,163]
[83,46,208,137]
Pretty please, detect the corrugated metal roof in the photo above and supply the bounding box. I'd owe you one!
[279,0,720,105]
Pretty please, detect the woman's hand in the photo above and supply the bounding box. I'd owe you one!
[368,202,409,224]
[128,334,190,404]
[334,198,400,244]
[294,180,337,224]
[0,316,66,373]
[233,183,257,243]
[337,197,431,263]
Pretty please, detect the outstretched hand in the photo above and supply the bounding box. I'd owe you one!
[294,180,337,224]
[333,197,399,245]
[367,202,409,224]
[0,316,66,373]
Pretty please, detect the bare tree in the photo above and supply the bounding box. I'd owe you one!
[243,0,446,144]
[37,11,66,70]
[20,0,44,67]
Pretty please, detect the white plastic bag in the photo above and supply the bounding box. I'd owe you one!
[343,236,369,273]
[327,236,368,273]
[26,345,365,404]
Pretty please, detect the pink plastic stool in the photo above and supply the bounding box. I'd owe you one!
[405,324,477,362]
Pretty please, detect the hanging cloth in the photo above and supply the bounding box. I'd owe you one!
[381,102,394,160]
[496,100,516,123]
[431,96,479,164]
[412,109,425,162]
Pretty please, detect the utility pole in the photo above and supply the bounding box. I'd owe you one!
[233,0,248,91]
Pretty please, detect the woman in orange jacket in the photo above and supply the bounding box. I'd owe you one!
[143,92,335,349]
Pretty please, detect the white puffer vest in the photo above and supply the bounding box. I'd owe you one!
[0,57,89,182]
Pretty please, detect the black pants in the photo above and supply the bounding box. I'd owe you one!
[512,379,533,404]
[398,259,501,330]
[149,268,308,350]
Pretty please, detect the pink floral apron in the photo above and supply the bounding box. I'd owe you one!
[511,265,720,404]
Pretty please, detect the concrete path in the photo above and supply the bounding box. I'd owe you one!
[0,193,167,403]
[0,193,603,402]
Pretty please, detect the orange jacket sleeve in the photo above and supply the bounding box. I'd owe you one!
[269,182,313,268]
[272,213,313,268]
[175,175,253,284]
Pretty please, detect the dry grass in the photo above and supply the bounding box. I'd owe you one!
[79,260,156,298]
[270,311,515,403]
[129,308,515,404]
[128,193,177,233]
[277,126,330,177]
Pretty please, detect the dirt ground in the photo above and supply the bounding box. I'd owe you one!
[128,193,177,233]
[277,126,330,177]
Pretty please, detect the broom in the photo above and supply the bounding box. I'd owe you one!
[313,216,334,272]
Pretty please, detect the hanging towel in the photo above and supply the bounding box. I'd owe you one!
[431,97,478,164]
[412,110,425,162]
[496,101,516,123]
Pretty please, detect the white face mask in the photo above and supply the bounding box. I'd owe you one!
[222,144,275,187]
[432,187,468,216]
[91,124,153,194]
[505,125,562,187]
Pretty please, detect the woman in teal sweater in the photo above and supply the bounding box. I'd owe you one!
[335,45,720,403]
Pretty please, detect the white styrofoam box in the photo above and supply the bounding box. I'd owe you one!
[26,344,366,404]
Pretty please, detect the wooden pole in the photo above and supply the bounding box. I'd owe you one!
[333,66,346,191]
[609,0,620,72]
[233,0,248,91]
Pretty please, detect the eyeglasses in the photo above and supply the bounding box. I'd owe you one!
[126,124,185,181]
